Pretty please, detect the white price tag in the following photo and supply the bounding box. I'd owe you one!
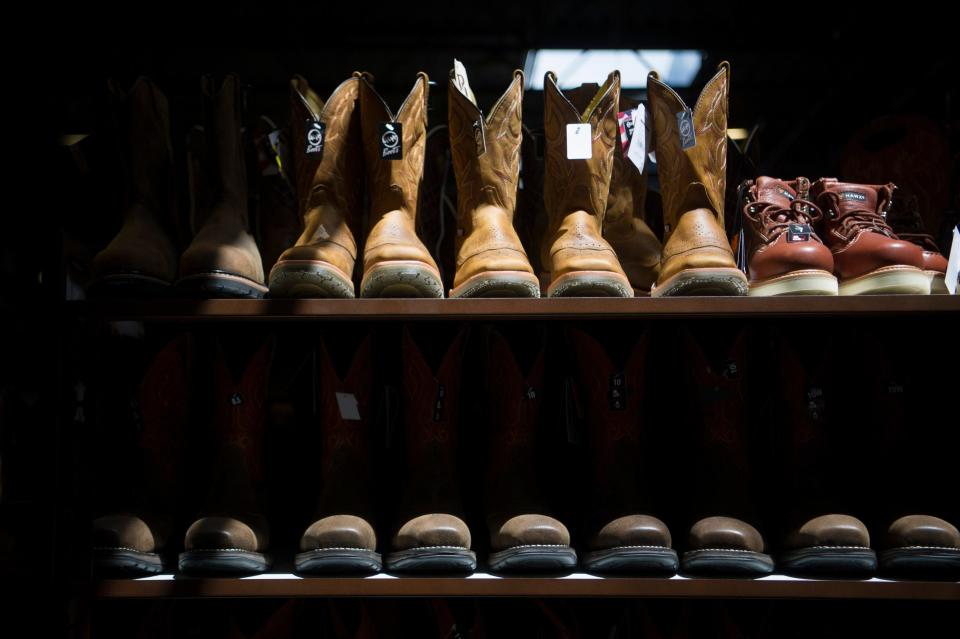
[452,59,476,104]
[335,392,361,421]
[945,226,960,295]
[626,105,647,172]
[566,123,592,160]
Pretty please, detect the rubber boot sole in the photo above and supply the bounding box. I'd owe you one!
[92,548,163,576]
[294,547,382,574]
[546,271,633,298]
[385,546,477,573]
[176,272,269,299]
[838,266,929,295]
[879,547,960,579]
[178,549,271,575]
[681,549,774,575]
[748,270,838,296]
[778,546,877,576]
[269,260,355,298]
[652,268,749,297]
[360,262,444,298]
[487,545,578,573]
[583,546,679,574]
[449,271,541,298]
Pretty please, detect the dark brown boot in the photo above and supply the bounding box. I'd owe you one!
[296,335,381,574]
[568,328,677,574]
[386,327,475,572]
[484,328,575,572]
[180,340,273,574]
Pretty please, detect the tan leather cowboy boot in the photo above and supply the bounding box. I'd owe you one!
[296,335,381,574]
[269,75,364,298]
[647,62,748,296]
[541,71,632,297]
[357,73,444,298]
[447,63,539,298]
[178,75,268,298]
[90,77,179,295]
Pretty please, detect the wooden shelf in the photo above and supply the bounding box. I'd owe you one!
[88,573,960,600]
[70,295,960,321]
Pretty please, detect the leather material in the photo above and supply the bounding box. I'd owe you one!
[271,75,364,289]
[742,177,834,282]
[887,196,949,275]
[493,514,571,549]
[179,75,265,286]
[647,63,739,286]
[357,73,442,289]
[91,77,179,284]
[184,516,261,552]
[300,514,377,552]
[688,516,764,553]
[541,71,630,288]
[92,515,157,554]
[784,514,871,550]
[812,178,924,280]
[448,67,536,291]
[885,515,960,549]
[391,328,471,552]
[590,515,672,551]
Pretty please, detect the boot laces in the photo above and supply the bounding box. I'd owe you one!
[750,199,822,240]
[838,209,895,238]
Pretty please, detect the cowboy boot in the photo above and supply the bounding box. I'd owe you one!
[90,77,178,295]
[386,327,475,572]
[447,63,539,298]
[178,75,268,298]
[811,178,927,294]
[541,71,632,297]
[886,193,950,294]
[180,339,273,574]
[647,62,748,296]
[91,334,193,575]
[296,335,381,574]
[680,330,772,575]
[567,327,677,574]
[739,176,837,296]
[484,328,575,572]
[357,73,444,298]
[269,75,364,298]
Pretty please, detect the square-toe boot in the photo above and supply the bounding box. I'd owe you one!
[178,74,268,299]
[447,63,540,298]
[269,74,365,298]
[739,176,837,296]
[886,194,950,294]
[811,178,928,295]
[484,328,576,572]
[567,327,677,574]
[180,340,273,574]
[386,327,475,572]
[647,62,748,297]
[89,77,179,296]
[91,334,193,575]
[357,73,444,298]
[296,335,381,574]
[540,70,632,297]
[679,330,773,575]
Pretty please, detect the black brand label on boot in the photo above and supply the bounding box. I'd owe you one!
[806,386,824,421]
[305,120,325,157]
[473,119,486,156]
[433,383,445,421]
[787,223,812,242]
[609,373,626,411]
[840,191,867,202]
[379,122,402,160]
[676,109,696,150]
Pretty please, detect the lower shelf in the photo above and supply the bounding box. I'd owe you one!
[89,572,960,600]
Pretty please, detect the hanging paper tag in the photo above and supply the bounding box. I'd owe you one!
[676,109,696,150]
[786,223,812,243]
[452,58,477,105]
[305,121,325,157]
[626,105,647,172]
[335,392,361,421]
[566,123,592,160]
[609,373,626,411]
[945,226,960,294]
[617,109,636,157]
[379,122,402,160]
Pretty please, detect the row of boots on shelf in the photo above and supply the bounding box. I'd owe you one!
[89,326,959,580]
[87,63,951,301]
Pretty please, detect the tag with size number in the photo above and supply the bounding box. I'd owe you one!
[676,109,696,150]
[335,392,361,421]
[626,105,647,172]
[305,121,325,157]
[787,223,811,243]
[566,123,592,160]
[379,122,402,160]
[609,373,626,411]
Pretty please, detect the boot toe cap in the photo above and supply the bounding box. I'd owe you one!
[885,515,959,549]
[184,516,260,552]
[688,516,764,553]
[591,515,672,550]
[393,514,471,551]
[492,514,570,550]
[750,240,834,282]
[786,514,871,549]
[300,515,377,552]
[92,515,157,553]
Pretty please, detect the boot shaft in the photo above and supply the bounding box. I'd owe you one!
[811,177,897,246]
[203,74,248,211]
[647,62,730,239]
[123,77,175,212]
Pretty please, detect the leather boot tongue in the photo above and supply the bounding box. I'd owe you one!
[831,184,878,216]
[755,177,797,210]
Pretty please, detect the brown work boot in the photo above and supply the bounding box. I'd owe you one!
[647,62,748,297]
[567,328,677,574]
[296,335,380,574]
[541,70,632,297]
[269,74,364,298]
[90,77,179,295]
[484,328,575,572]
[886,194,950,294]
[178,74,268,299]
[386,327,475,572]
[180,339,273,574]
[91,334,193,575]
[447,63,539,298]
[252,117,299,278]
[739,176,837,296]
[357,73,444,298]
[811,178,928,294]
[880,515,960,578]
